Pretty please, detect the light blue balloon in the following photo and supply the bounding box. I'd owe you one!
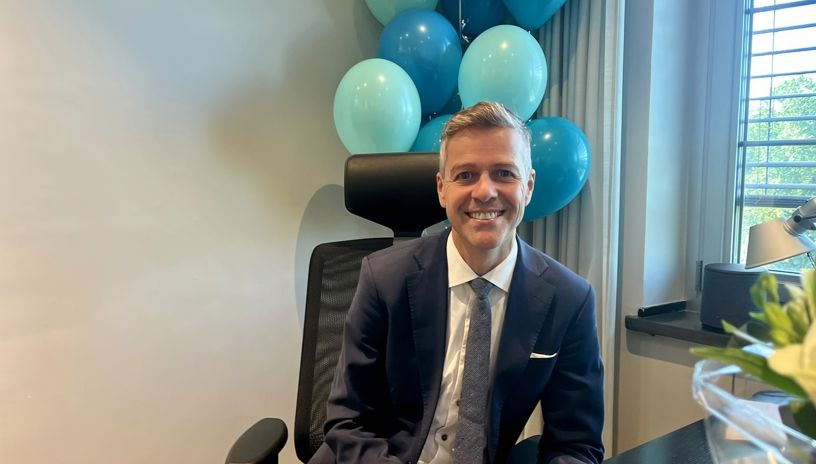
[523,117,591,221]
[458,25,547,121]
[441,0,507,39]
[503,0,567,30]
[411,114,453,152]
[333,59,421,154]
[379,9,462,115]
[365,0,439,26]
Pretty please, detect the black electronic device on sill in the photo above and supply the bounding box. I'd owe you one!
[699,263,764,331]
[699,263,794,332]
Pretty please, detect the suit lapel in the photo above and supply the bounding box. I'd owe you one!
[489,238,555,459]
[406,232,449,449]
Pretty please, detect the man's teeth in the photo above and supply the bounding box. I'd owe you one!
[470,211,500,220]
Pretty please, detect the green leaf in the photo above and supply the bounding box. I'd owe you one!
[783,283,805,302]
[759,273,780,305]
[770,328,794,346]
[722,320,772,346]
[690,347,808,398]
[746,319,772,344]
[786,299,811,340]
[751,283,768,313]
[765,302,799,346]
[750,311,769,325]
[791,400,816,440]
[802,270,816,323]
[767,273,780,303]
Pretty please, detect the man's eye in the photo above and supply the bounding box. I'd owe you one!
[455,172,473,181]
[496,169,517,179]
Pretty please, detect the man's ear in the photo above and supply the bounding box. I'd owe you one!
[436,172,446,208]
[525,169,536,206]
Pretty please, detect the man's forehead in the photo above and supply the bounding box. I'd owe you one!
[449,125,518,140]
[447,158,522,170]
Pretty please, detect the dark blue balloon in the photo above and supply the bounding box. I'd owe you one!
[379,9,462,115]
[440,0,507,39]
[524,117,591,221]
[438,91,462,115]
[503,0,566,30]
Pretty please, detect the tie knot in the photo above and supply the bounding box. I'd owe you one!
[469,277,493,299]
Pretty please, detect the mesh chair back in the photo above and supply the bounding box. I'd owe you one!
[293,238,394,462]
[292,152,443,461]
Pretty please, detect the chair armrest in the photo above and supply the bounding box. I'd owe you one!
[225,418,288,464]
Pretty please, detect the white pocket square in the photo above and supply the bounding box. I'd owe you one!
[530,352,558,359]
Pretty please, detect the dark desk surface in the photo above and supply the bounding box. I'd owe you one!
[604,420,710,463]
[508,420,710,463]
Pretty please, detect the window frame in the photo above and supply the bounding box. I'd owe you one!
[692,0,746,286]
[731,0,816,270]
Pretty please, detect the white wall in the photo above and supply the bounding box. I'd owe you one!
[0,1,390,462]
[615,0,715,453]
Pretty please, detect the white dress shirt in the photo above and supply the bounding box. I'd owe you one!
[418,234,518,464]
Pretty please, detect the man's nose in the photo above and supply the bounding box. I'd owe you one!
[472,173,498,201]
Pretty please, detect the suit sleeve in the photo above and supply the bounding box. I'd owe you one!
[538,286,604,464]
[320,256,403,464]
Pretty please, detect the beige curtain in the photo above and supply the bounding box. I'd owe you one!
[517,0,624,453]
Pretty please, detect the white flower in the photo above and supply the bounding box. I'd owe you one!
[769,321,816,403]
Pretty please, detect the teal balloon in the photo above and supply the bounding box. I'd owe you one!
[365,0,439,25]
[503,0,567,30]
[524,117,591,221]
[458,25,547,121]
[411,114,452,152]
[333,59,421,154]
[378,9,462,115]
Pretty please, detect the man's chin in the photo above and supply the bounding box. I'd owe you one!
[464,233,511,252]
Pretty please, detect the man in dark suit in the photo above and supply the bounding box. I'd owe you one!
[310,102,603,464]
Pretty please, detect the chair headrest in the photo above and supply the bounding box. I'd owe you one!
[345,153,447,237]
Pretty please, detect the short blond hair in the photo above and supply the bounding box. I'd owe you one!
[439,101,532,177]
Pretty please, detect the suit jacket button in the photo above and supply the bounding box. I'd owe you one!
[441,433,448,441]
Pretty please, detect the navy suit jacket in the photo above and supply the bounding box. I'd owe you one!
[310,231,603,464]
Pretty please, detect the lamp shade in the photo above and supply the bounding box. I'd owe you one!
[745,218,816,268]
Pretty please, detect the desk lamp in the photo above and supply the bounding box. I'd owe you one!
[745,197,816,269]
[700,198,816,331]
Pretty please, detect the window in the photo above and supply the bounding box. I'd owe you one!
[734,0,816,272]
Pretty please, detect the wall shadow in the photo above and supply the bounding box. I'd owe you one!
[293,184,391,326]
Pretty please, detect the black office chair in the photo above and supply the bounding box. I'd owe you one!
[225,153,446,464]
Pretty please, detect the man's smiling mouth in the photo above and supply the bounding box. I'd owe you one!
[467,211,503,220]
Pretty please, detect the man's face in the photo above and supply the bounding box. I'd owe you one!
[437,127,535,267]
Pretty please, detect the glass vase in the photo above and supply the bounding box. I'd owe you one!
[692,359,816,463]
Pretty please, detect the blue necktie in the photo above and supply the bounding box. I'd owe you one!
[453,277,494,464]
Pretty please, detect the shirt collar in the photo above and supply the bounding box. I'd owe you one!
[446,233,517,293]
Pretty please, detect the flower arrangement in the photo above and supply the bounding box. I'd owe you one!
[692,270,816,439]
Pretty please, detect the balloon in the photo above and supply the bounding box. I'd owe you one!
[411,114,453,152]
[503,0,567,30]
[440,0,507,39]
[523,117,591,221]
[458,25,547,121]
[365,0,439,26]
[438,91,463,115]
[379,9,462,115]
[333,59,421,154]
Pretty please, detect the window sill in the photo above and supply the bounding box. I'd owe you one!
[624,301,730,347]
